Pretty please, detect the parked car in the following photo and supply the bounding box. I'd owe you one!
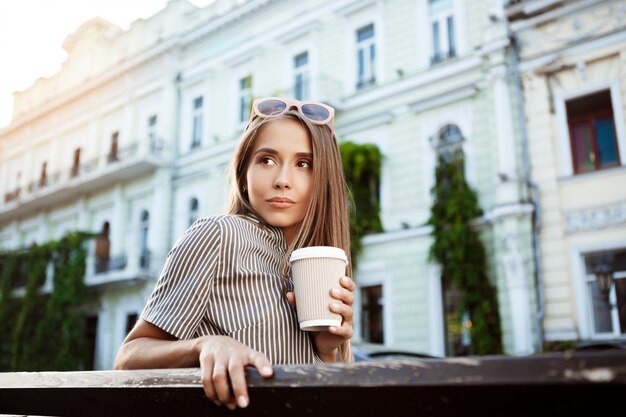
[352,343,439,362]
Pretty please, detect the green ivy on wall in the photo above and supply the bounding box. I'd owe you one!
[427,154,503,355]
[340,141,383,269]
[0,231,94,371]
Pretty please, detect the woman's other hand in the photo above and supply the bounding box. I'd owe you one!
[286,275,355,362]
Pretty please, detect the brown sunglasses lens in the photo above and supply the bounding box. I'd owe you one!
[257,99,287,116]
[301,104,330,122]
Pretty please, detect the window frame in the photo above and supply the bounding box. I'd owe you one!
[567,107,620,174]
[556,82,626,177]
[191,96,204,149]
[354,268,392,346]
[428,0,456,64]
[355,23,377,89]
[573,241,626,340]
[293,51,310,101]
[238,75,253,124]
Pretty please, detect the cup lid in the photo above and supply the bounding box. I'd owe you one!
[289,246,348,264]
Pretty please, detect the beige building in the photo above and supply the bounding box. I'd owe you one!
[507,0,626,344]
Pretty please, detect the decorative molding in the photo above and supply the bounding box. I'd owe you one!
[564,202,626,234]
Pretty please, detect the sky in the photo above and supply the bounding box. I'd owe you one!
[0,0,213,128]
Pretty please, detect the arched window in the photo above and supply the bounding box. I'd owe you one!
[140,210,150,268]
[434,124,464,162]
[189,198,199,226]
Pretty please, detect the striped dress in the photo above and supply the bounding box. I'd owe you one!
[141,213,322,364]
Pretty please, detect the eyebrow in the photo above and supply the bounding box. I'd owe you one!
[254,147,313,158]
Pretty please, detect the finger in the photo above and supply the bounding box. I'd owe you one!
[330,287,355,306]
[228,357,249,409]
[340,276,356,291]
[330,302,353,322]
[285,291,296,306]
[248,350,273,379]
[212,361,234,408]
[329,323,354,339]
[200,357,219,403]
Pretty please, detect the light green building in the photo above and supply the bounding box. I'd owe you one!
[0,0,537,369]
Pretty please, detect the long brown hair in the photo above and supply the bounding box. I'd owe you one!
[226,110,353,362]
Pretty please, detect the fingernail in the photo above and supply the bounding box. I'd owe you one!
[227,403,236,410]
[262,366,273,376]
[341,276,350,283]
[331,288,340,296]
[331,303,340,310]
[214,400,221,406]
[238,395,249,408]
[329,326,337,332]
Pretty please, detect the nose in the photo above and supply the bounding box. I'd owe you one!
[273,165,292,190]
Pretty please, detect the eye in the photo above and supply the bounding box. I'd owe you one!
[296,159,312,169]
[259,156,277,166]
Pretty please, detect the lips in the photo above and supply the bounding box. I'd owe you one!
[266,197,295,208]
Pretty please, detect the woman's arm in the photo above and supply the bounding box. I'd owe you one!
[114,319,273,410]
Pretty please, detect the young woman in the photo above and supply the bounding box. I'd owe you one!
[114,97,355,410]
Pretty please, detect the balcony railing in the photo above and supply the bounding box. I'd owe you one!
[0,350,624,416]
[0,139,168,223]
[95,255,128,274]
[431,48,457,65]
[4,187,21,203]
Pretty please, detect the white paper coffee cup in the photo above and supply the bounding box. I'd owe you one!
[289,246,348,331]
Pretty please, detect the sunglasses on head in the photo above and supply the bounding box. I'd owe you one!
[252,97,335,127]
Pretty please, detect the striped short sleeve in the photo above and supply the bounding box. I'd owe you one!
[141,217,221,340]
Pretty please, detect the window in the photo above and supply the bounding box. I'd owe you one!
[71,148,81,177]
[566,90,620,174]
[95,221,110,274]
[360,285,384,343]
[39,162,47,187]
[435,123,464,162]
[139,210,150,269]
[5,171,21,202]
[107,131,119,163]
[583,249,626,337]
[239,75,253,123]
[429,0,456,64]
[125,313,138,336]
[84,315,98,371]
[294,52,310,101]
[189,197,199,226]
[148,115,159,152]
[191,96,203,149]
[356,24,376,88]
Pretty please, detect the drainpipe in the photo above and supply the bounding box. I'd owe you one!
[506,21,545,353]
[167,71,182,250]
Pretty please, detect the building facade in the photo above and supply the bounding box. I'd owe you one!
[507,0,626,345]
[0,0,538,370]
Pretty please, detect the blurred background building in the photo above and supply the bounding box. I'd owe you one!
[0,0,624,370]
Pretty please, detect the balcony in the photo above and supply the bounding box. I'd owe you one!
[0,140,168,224]
[0,349,624,416]
[431,48,457,65]
[84,250,159,289]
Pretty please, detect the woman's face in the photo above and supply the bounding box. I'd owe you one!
[245,118,314,245]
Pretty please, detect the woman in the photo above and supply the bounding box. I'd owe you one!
[114,97,355,410]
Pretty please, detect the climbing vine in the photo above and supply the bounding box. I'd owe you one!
[0,231,94,371]
[427,154,503,355]
[340,141,383,269]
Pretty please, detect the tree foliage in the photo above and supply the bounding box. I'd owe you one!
[427,154,503,355]
[0,231,94,371]
[340,141,383,268]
